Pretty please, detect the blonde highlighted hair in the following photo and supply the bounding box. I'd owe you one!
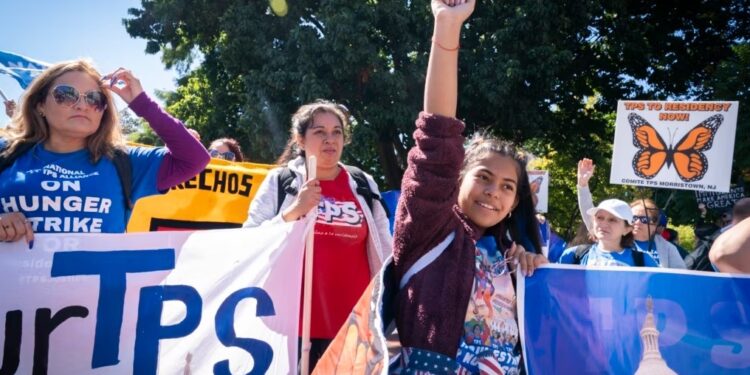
[1,59,123,162]
[630,198,660,221]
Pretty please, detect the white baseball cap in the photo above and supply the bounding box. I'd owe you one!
[586,199,634,225]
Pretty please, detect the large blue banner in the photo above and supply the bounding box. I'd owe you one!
[520,266,750,374]
[0,50,49,89]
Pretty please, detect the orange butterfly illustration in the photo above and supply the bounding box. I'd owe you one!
[630,113,722,182]
[529,176,543,194]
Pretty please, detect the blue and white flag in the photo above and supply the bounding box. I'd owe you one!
[0,50,50,89]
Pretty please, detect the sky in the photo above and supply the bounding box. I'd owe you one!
[0,0,179,125]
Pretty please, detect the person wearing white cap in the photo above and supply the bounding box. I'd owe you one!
[558,199,659,267]
[576,158,685,268]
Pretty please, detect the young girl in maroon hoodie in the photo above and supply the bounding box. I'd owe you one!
[391,0,548,373]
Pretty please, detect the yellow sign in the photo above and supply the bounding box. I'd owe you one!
[127,158,275,232]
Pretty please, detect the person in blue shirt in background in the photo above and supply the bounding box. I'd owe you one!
[576,158,683,268]
[559,199,658,267]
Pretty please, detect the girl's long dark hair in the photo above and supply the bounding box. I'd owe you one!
[462,133,543,254]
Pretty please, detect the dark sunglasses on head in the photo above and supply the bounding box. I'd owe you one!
[50,85,107,112]
[632,215,657,224]
[209,149,236,161]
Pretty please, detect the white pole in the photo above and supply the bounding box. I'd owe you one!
[300,155,317,375]
[0,88,8,101]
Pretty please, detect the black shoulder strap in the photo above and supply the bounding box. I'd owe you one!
[632,249,645,267]
[275,167,298,215]
[343,165,390,219]
[0,141,35,172]
[273,165,391,218]
[573,244,593,265]
[111,148,133,210]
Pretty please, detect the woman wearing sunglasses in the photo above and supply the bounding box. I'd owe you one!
[0,59,210,245]
[575,158,686,268]
[629,198,687,268]
[208,137,244,162]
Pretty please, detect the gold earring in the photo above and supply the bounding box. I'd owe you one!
[38,111,45,117]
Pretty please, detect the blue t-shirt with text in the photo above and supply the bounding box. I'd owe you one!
[558,243,658,267]
[0,142,165,233]
[633,239,661,265]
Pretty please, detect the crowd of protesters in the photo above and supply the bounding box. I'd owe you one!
[1,0,749,373]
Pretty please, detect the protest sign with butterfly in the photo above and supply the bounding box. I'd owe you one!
[527,170,549,213]
[610,101,738,193]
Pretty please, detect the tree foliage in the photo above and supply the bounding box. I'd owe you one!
[118,109,143,136]
[124,0,750,235]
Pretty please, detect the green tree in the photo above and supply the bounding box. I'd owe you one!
[127,126,163,146]
[119,108,164,146]
[703,43,750,182]
[526,110,642,236]
[118,109,142,136]
[123,0,750,234]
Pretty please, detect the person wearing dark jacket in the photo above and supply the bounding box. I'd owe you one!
[390,1,546,372]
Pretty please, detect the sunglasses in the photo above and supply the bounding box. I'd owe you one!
[50,85,107,112]
[209,149,236,161]
[632,215,658,224]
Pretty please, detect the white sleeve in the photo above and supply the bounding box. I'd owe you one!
[658,236,687,269]
[578,185,595,233]
[669,245,688,269]
[243,168,286,228]
[366,175,394,260]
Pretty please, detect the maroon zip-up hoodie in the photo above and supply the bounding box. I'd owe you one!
[392,112,487,358]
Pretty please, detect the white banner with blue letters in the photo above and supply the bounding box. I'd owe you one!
[0,221,307,374]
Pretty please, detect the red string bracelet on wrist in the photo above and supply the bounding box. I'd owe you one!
[431,37,460,51]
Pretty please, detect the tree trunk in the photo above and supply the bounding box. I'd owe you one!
[376,136,405,191]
